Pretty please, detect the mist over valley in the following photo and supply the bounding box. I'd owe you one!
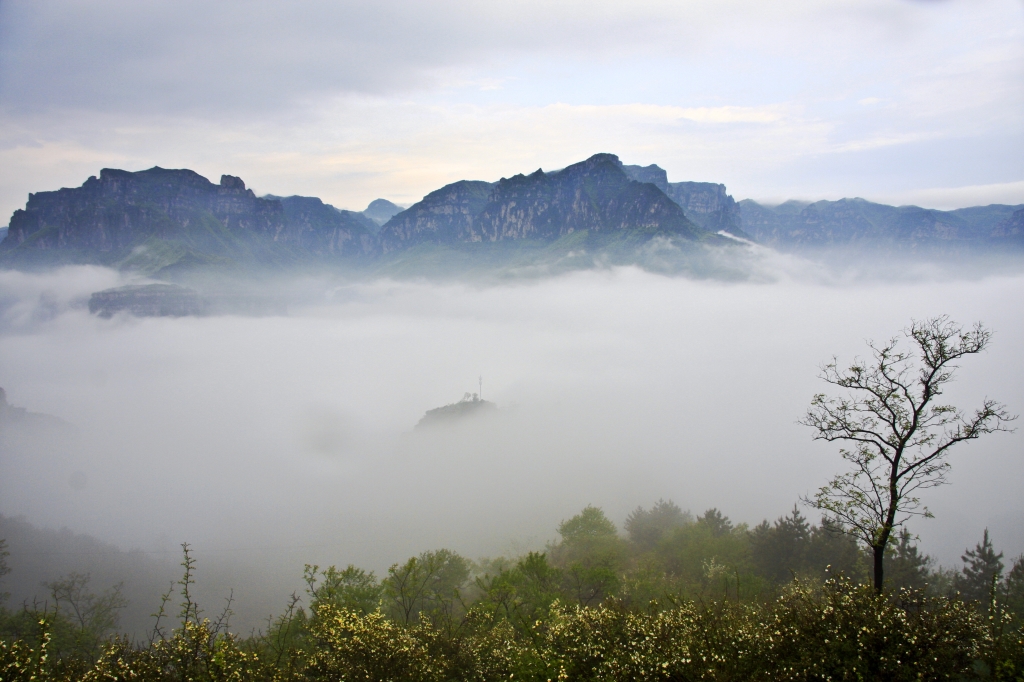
[1,257,1021,634]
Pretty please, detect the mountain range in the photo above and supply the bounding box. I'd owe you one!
[740,198,1024,252]
[1,153,1021,276]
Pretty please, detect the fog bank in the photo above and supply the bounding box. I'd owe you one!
[1,264,1022,629]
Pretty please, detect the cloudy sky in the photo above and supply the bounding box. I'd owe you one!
[1,0,1022,220]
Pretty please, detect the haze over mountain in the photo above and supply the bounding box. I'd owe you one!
[740,199,1024,253]
[362,199,404,229]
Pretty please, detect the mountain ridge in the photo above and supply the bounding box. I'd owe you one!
[379,154,715,253]
[2,156,1022,276]
[1,154,732,274]
[738,197,1024,251]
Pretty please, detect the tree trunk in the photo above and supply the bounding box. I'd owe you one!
[873,545,885,593]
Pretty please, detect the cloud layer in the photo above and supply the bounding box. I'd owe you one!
[1,265,1021,586]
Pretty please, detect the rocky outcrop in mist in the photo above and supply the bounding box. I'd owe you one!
[415,394,497,429]
[88,283,205,318]
[0,387,73,432]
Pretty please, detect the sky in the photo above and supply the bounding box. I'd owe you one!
[1,0,1022,221]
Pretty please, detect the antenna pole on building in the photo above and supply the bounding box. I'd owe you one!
[479,375,483,400]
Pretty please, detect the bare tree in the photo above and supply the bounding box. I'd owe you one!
[801,316,1015,592]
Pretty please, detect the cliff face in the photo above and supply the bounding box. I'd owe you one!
[476,154,705,241]
[4,168,285,259]
[992,207,1024,240]
[1,169,381,270]
[379,154,708,251]
[621,164,746,237]
[88,283,205,318]
[272,195,378,257]
[664,183,745,236]
[738,198,1024,251]
[378,181,493,253]
[621,164,669,190]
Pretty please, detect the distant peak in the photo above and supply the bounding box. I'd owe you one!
[587,153,621,164]
[621,163,669,191]
[220,175,246,191]
[364,198,404,226]
[365,198,401,212]
[554,153,625,178]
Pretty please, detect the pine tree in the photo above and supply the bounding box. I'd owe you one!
[696,508,733,537]
[750,506,811,585]
[957,528,1004,603]
[1003,555,1024,619]
[883,529,931,590]
[624,500,690,548]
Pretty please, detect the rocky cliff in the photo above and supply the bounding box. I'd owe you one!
[738,198,1024,251]
[2,168,285,265]
[379,181,494,253]
[269,195,377,257]
[1,168,375,272]
[379,154,711,252]
[991,207,1024,240]
[621,164,746,237]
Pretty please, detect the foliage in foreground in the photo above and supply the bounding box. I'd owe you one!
[3,505,1024,680]
[2,576,1023,681]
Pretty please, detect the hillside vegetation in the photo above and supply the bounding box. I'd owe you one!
[3,502,1023,680]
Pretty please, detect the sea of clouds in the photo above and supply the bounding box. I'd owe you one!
[1,258,1022,627]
